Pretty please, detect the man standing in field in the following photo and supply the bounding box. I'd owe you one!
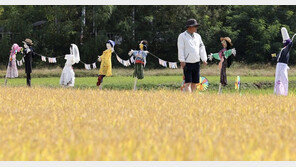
[178,19,207,92]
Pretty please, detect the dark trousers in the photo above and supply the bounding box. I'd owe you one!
[220,60,227,86]
[26,73,31,87]
[97,75,106,86]
[183,62,200,83]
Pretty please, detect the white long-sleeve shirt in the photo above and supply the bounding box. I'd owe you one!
[177,31,207,63]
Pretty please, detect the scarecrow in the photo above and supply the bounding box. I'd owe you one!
[60,44,80,87]
[208,37,236,94]
[6,44,23,79]
[97,40,115,89]
[23,39,37,87]
[128,40,149,91]
[274,27,295,96]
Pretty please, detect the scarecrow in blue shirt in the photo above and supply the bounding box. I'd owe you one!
[128,40,149,91]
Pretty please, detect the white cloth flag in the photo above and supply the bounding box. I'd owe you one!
[116,55,131,67]
[130,56,135,63]
[123,60,131,67]
[85,64,91,70]
[17,60,23,66]
[48,57,57,63]
[92,62,97,69]
[41,56,47,62]
[169,62,178,69]
[159,59,167,67]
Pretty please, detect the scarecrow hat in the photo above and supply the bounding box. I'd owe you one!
[220,37,233,46]
[185,19,200,28]
[107,40,115,48]
[23,38,33,46]
[281,27,290,43]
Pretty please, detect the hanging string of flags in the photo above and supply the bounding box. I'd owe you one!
[39,54,62,63]
[158,58,178,68]
[149,52,178,69]
[116,55,131,67]
[79,60,97,70]
[40,54,98,70]
[16,50,179,70]
[115,51,178,69]
[16,54,61,67]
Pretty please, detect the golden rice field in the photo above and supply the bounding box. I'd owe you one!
[0,86,296,161]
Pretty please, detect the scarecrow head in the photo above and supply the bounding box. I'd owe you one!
[22,38,33,49]
[106,40,115,51]
[281,27,291,47]
[65,44,80,65]
[11,44,22,53]
[220,37,233,49]
[139,40,148,51]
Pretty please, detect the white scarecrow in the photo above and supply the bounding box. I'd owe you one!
[60,44,80,87]
[274,27,295,96]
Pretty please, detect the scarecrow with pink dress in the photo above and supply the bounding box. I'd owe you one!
[6,44,23,79]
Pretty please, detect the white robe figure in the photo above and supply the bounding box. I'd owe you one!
[274,27,295,96]
[60,44,80,87]
[274,63,289,96]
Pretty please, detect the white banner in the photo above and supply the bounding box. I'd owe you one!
[84,64,91,70]
[48,57,57,63]
[41,56,47,62]
[158,58,167,67]
[169,62,178,69]
[17,60,23,66]
[92,62,97,69]
[130,56,135,63]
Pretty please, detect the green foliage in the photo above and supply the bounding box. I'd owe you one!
[0,5,296,68]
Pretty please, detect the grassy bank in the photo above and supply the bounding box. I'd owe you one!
[2,76,296,94]
[0,62,293,78]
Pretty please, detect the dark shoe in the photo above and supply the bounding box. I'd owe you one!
[27,80,31,87]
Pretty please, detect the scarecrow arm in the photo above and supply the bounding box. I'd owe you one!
[32,51,39,58]
[224,49,234,59]
[287,41,293,51]
[128,50,134,56]
[210,53,221,61]
[292,34,296,42]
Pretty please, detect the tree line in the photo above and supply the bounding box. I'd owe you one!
[0,5,296,69]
